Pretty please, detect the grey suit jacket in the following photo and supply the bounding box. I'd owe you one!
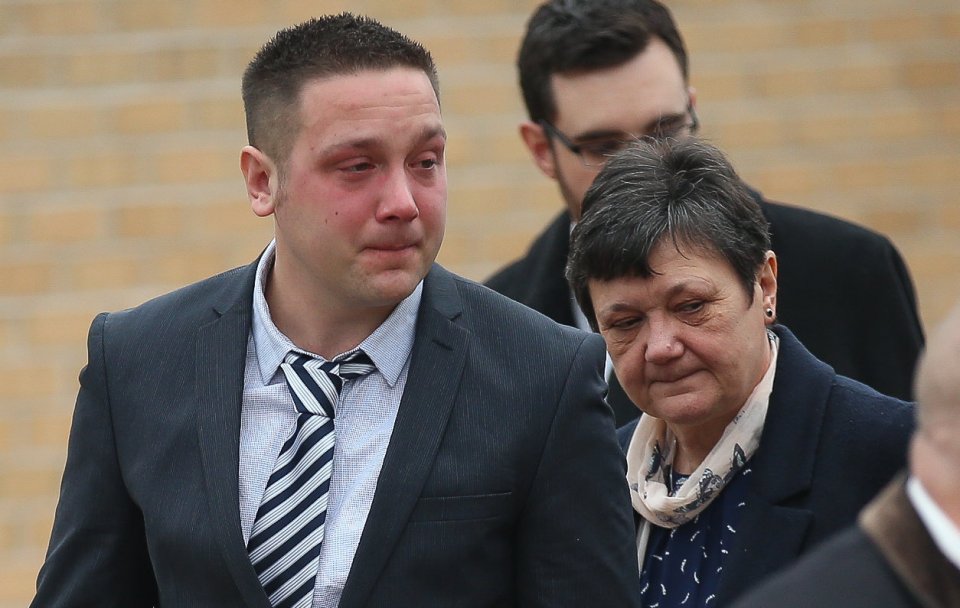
[33,260,642,607]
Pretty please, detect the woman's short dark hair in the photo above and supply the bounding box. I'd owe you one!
[566,137,771,330]
[241,13,439,169]
[518,0,687,124]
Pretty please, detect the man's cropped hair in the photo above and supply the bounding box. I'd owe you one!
[518,0,687,123]
[242,13,439,167]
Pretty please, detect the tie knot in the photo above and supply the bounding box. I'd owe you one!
[329,349,376,380]
[280,350,376,417]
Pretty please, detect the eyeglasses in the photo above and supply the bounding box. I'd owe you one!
[540,103,700,168]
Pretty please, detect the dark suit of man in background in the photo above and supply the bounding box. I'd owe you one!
[733,299,960,608]
[32,14,641,607]
[486,0,923,424]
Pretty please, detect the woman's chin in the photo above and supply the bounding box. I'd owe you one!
[643,389,721,428]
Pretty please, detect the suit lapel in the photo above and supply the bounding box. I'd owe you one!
[339,266,470,608]
[195,262,272,607]
[717,326,833,603]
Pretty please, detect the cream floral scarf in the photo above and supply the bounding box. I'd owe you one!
[626,331,779,569]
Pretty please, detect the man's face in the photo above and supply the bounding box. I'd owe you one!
[521,37,694,221]
[249,67,447,320]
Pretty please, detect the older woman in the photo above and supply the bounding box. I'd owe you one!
[566,137,915,607]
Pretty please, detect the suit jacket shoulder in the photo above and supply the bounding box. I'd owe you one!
[730,477,960,608]
[729,525,920,608]
[485,214,642,425]
[104,263,254,339]
[484,212,575,327]
[760,194,923,399]
[33,261,261,608]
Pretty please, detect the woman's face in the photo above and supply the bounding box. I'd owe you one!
[589,241,777,439]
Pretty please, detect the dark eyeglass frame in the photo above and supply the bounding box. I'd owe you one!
[539,102,700,168]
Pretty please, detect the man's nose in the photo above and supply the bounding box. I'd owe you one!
[377,168,419,221]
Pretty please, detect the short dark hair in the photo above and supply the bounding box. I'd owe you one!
[518,0,688,124]
[242,13,440,168]
[566,137,771,330]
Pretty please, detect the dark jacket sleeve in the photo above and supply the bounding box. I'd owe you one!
[762,198,923,400]
[32,313,158,607]
[516,332,642,607]
[484,212,577,328]
[728,526,919,608]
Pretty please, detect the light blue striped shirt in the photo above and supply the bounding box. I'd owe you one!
[239,240,420,607]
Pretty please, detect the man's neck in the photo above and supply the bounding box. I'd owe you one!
[265,269,395,360]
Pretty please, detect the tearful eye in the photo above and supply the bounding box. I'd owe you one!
[608,316,642,331]
[343,162,375,173]
[678,301,706,316]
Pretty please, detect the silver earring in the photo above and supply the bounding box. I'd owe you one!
[765,308,774,319]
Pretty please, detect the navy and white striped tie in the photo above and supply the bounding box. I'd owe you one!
[248,350,375,608]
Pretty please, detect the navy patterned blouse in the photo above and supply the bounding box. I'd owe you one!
[638,464,752,607]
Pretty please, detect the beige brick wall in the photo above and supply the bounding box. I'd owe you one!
[1,0,957,603]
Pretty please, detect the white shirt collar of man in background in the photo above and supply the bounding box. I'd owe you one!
[906,475,960,570]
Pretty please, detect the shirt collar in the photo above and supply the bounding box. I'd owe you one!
[251,240,421,387]
[906,475,960,570]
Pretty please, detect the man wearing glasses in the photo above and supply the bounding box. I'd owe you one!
[486,0,924,424]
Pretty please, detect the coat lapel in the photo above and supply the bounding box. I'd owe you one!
[531,212,577,327]
[862,477,960,608]
[339,266,470,608]
[717,326,833,603]
[195,262,272,607]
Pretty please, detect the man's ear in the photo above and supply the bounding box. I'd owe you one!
[519,121,558,180]
[240,145,280,217]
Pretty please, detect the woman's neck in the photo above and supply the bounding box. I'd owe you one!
[671,435,717,476]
